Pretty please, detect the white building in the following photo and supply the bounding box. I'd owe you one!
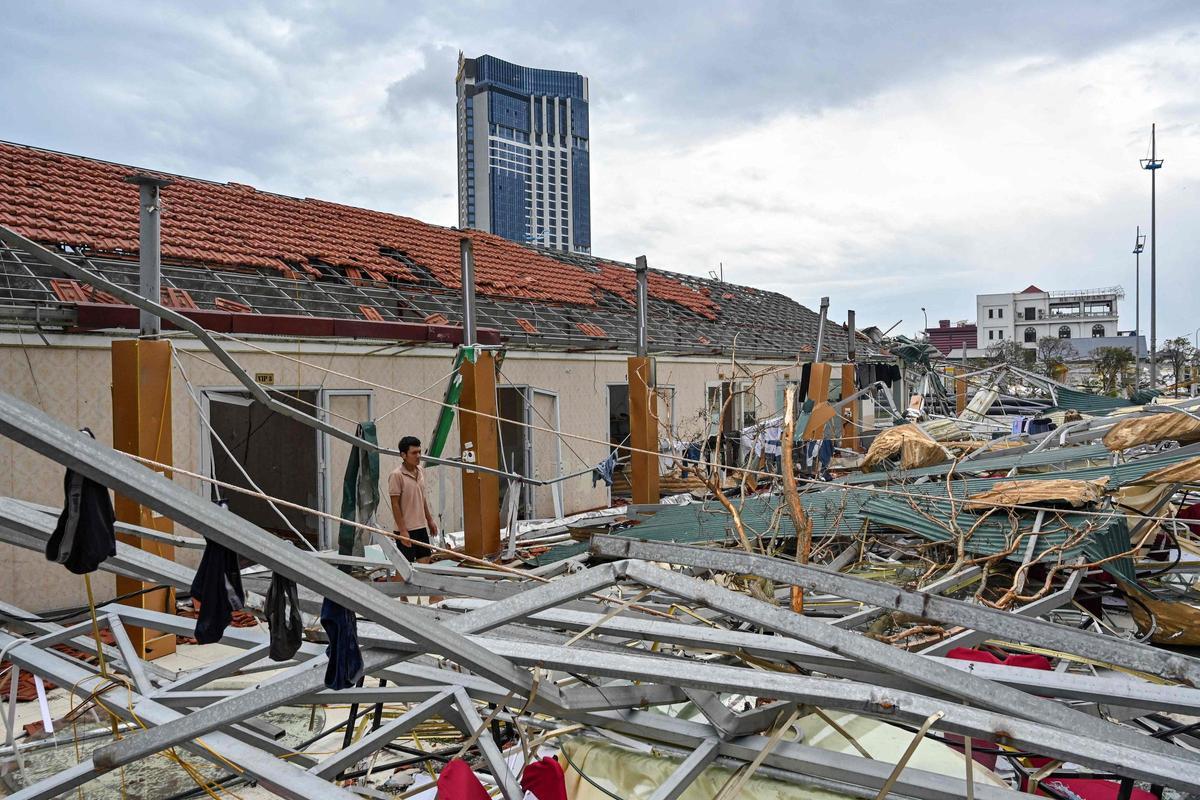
[975,285,1123,349]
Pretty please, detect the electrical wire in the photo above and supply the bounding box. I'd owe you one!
[0,585,173,624]
[164,336,1200,524]
[559,744,624,800]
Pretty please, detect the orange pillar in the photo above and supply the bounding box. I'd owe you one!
[460,350,501,557]
[111,339,176,659]
[807,362,832,404]
[627,356,660,505]
[955,368,967,416]
[841,363,861,452]
[801,362,834,440]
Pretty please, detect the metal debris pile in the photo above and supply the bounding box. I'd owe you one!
[2,374,1200,799]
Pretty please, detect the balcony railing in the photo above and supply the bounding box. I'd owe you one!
[1040,310,1117,320]
[1047,285,1125,300]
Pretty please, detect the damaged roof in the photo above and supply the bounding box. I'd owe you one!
[0,140,861,359]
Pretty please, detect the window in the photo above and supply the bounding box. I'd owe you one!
[1025,307,1036,321]
[1024,327,1037,343]
[998,330,1004,339]
[988,309,994,319]
[988,330,995,340]
[1092,324,1105,338]
[1058,326,1071,339]
[998,308,1004,319]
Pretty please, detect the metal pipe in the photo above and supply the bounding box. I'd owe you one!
[813,296,829,361]
[124,174,172,337]
[846,309,856,362]
[635,255,649,357]
[460,237,476,346]
[1140,124,1163,387]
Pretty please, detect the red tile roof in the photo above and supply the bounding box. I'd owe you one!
[0,142,717,319]
[1018,285,1044,295]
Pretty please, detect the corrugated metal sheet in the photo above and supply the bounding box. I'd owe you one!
[840,442,1112,485]
[1051,386,1139,415]
[529,444,1200,565]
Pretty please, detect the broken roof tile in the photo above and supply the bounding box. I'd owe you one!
[576,322,608,338]
[0,142,716,318]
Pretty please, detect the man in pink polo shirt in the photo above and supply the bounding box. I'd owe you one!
[387,436,439,564]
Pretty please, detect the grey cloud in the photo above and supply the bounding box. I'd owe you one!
[385,43,461,117]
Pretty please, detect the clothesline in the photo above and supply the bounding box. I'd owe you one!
[116,440,1189,527]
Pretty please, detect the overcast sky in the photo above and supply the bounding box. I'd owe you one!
[4,1,1199,343]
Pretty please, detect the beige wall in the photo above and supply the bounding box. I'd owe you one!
[0,333,793,611]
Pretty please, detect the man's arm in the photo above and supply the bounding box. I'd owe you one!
[390,495,410,542]
[423,485,438,535]
[424,474,439,537]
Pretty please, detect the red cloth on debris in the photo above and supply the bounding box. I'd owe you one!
[946,647,1051,671]
[436,758,490,799]
[944,647,1052,770]
[522,756,567,800]
[1035,778,1156,799]
[1179,503,1200,533]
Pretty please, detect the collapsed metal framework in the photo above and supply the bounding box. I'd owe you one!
[3,390,1200,798]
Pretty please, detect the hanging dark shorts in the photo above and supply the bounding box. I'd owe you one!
[395,527,430,562]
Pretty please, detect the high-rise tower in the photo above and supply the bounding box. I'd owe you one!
[456,53,590,253]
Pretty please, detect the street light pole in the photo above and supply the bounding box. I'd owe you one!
[1133,227,1146,383]
[1193,326,1200,397]
[1141,124,1163,388]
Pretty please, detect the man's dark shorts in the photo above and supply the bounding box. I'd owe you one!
[395,527,430,562]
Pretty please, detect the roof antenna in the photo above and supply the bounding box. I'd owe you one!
[707,262,724,283]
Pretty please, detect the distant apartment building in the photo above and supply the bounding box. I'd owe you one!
[925,319,977,355]
[456,53,591,253]
[976,285,1123,348]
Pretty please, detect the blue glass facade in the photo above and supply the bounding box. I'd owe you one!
[457,54,590,253]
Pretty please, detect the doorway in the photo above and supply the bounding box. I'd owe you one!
[497,385,564,520]
[706,381,755,466]
[608,383,676,498]
[203,389,321,548]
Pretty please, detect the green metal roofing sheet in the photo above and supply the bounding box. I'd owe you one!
[528,443,1200,565]
[840,442,1113,485]
[1050,386,1159,415]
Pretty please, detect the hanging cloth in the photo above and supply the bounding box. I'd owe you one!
[320,598,364,690]
[45,429,116,575]
[337,421,380,557]
[190,524,245,645]
[797,363,812,400]
[591,451,619,487]
[263,572,303,661]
